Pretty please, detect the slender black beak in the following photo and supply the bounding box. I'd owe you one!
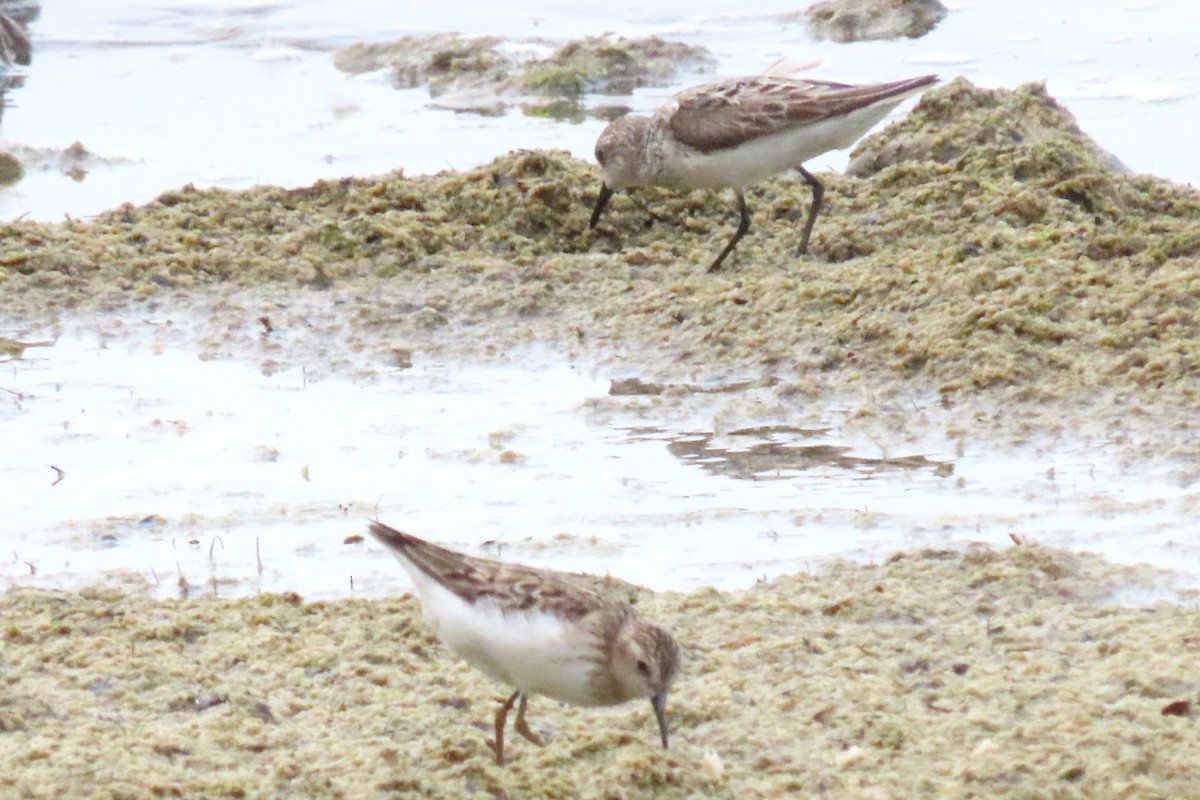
[651,692,670,749]
[589,183,614,229]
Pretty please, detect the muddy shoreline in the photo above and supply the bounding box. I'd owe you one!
[3,546,1198,798]
[3,78,1200,797]
[3,80,1199,460]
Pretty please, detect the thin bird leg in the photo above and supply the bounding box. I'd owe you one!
[489,690,521,765]
[513,693,545,746]
[796,166,825,256]
[707,190,752,272]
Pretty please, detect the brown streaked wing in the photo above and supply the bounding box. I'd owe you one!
[369,522,603,622]
[669,75,936,153]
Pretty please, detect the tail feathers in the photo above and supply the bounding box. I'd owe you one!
[367,520,420,551]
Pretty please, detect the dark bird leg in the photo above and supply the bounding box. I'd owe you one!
[707,190,751,273]
[589,183,614,229]
[489,690,521,765]
[513,693,545,746]
[796,166,824,256]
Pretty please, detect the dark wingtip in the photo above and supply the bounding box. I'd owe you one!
[367,520,414,550]
[589,183,614,230]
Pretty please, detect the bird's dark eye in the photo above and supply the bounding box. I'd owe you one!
[636,659,651,677]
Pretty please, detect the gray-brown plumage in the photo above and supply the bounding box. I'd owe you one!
[590,73,938,271]
[367,521,681,764]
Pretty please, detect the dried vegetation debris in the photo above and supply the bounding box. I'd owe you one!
[0,79,1198,440]
[1,546,1197,798]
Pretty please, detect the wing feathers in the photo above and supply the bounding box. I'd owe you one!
[669,75,937,153]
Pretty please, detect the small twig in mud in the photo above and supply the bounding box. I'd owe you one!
[50,466,66,485]
[1,386,23,409]
[209,536,224,560]
[256,537,263,576]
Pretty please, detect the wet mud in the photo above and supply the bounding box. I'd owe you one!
[2,78,1199,797]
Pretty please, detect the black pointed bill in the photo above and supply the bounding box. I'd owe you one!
[589,183,614,229]
[651,691,670,749]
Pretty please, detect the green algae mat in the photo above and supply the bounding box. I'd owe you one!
[3,547,1197,799]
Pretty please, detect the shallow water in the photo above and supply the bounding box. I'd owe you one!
[1,0,1197,220]
[4,314,1197,599]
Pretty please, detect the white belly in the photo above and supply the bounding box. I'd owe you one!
[660,97,912,189]
[409,573,608,707]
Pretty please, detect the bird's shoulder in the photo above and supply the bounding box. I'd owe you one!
[666,76,853,152]
[438,556,633,624]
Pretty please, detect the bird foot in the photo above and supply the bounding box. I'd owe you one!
[514,693,545,746]
[514,716,545,747]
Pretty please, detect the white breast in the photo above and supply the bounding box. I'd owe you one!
[399,561,606,707]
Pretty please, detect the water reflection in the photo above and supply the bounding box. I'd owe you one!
[633,424,948,480]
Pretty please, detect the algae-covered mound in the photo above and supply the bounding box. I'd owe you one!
[333,33,713,115]
[521,35,714,98]
[1,545,1196,798]
[1,79,1198,415]
[796,0,948,42]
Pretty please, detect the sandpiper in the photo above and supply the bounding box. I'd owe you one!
[367,521,681,764]
[590,73,938,271]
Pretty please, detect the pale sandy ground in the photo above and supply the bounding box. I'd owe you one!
[2,546,1198,799]
[2,79,1199,797]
